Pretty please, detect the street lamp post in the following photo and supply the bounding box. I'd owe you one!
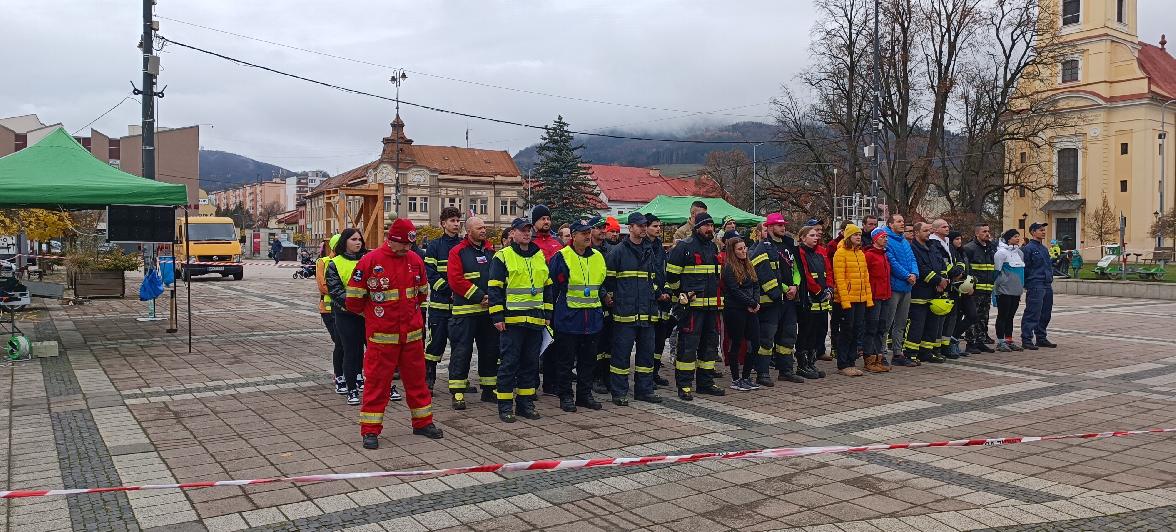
[1160,99,1176,253]
[751,142,764,214]
[390,69,408,218]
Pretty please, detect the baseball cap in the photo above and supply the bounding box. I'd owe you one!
[588,215,606,229]
[804,218,823,227]
[1029,222,1048,232]
[627,212,649,226]
[510,217,533,231]
[643,213,660,223]
[722,230,743,242]
[570,219,592,233]
[764,213,786,226]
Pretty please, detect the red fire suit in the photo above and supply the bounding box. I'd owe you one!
[346,244,433,436]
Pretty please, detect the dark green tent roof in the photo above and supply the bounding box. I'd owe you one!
[637,195,763,225]
[0,128,188,209]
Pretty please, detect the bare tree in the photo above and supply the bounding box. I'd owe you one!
[253,202,284,230]
[702,149,754,211]
[1086,194,1118,246]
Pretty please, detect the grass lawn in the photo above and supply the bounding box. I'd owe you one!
[1069,262,1176,282]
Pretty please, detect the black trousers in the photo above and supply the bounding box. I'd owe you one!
[995,294,1020,339]
[497,326,543,404]
[828,305,843,354]
[968,291,993,342]
[675,309,719,393]
[540,339,559,394]
[554,331,598,400]
[595,317,614,383]
[610,324,656,398]
[955,295,977,340]
[723,308,759,380]
[836,302,867,369]
[321,312,345,379]
[864,300,886,355]
[448,314,499,393]
[756,302,799,376]
[332,310,365,391]
[905,302,943,359]
[654,315,676,359]
[797,308,829,354]
[425,310,450,363]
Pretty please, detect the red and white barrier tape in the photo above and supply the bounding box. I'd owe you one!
[1,427,1172,499]
[183,261,243,266]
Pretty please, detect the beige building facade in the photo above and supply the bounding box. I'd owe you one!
[1004,0,1176,258]
[306,115,523,240]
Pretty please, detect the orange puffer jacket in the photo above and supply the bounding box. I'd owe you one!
[833,241,873,308]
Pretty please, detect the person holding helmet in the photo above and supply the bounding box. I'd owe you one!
[316,234,346,394]
[962,223,998,353]
[904,222,951,364]
[347,219,443,450]
[488,217,553,422]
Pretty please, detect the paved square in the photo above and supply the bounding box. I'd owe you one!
[5,267,1176,531]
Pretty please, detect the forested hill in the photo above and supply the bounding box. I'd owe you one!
[512,121,784,172]
[200,150,294,191]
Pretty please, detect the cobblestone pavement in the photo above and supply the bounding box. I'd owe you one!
[4,267,1176,531]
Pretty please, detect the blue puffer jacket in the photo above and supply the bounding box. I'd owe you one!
[883,226,917,293]
[1022,239,1053,288]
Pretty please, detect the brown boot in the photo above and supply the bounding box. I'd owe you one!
[863,355,886,374]
[877,355,891,372]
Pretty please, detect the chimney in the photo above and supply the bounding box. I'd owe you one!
[1162,34,1168,51]
[649,168,662,177]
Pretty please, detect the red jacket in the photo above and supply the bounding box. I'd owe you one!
[532,231,563,260]
[864,245,892,302]
[345,244,428,341]
[447,237,495,312]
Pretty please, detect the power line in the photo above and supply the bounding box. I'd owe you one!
[157,16,773,119]
[159,36,778,145]
[71,95,140,135]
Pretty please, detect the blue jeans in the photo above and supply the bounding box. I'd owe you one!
[1021,286,1053,344]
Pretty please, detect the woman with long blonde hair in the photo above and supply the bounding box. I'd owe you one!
[721,236,761,391]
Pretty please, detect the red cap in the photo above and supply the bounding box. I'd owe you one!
[605,216,621,232]
[764,212,786,226]
[386,218,417,244]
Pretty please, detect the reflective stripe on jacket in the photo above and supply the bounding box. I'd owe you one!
[488,243,552,328]
[604,237,664,325]
[447,238,495,316]
[549,245,606,334]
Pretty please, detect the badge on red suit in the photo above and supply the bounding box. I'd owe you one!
[379,277,390,289]
[372,291,385,303]
[367,278,378,289]
[373,306,385,318]
[373,265,384,274]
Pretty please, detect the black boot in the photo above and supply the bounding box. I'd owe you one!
[412,423,444,439]
[517,399,541,420]
[559,395,577,412]
[498,400,516,423]
[792,351,817,381]
[804,350,826,378]
[425,361,437,391]
[481,386,496,403]
[362,434,379,450]
[653,360,670,387]
[576,394,603,410]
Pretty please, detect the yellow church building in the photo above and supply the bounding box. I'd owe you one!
[1003,0,1176,259]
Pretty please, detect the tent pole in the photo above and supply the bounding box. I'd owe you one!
[185,207,192,353]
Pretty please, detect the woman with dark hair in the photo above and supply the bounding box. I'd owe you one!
[326,228,369,405]
[795,225,830,380]
[317,235,346,394]
[993,229,1026,352]
[721,236,760,391]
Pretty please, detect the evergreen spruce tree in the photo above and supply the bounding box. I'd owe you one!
[528,116,598,225]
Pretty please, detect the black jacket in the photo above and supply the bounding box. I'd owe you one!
[962,238,997,292]
[666,234,722,309]
[797,243,830,310]
[604,237,664,326]
[424,233,462,312]
[721,263,760,309]
[911,239,948,301]
[750,235,799,305]
[325,249,367,313]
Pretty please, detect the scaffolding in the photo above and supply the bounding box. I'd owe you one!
[831,193,881,233]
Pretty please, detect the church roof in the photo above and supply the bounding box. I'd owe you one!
[1138,40,1176,99]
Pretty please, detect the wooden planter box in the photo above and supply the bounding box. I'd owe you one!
[70,270,126,298]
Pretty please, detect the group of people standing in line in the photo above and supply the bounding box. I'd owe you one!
[313,200,1058,450]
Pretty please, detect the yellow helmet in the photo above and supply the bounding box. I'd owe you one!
[929,298,954,316]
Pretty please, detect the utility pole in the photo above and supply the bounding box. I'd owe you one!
[390,69,408,219]
[751,142,764,214]
[136,0,166,322]
[869,0,882,212]
[1160,99,1175,256]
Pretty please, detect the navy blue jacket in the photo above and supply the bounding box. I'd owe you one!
[548,246,606,335]
[1022,239,1053,288]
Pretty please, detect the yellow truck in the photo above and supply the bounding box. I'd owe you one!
[175,216,243,281]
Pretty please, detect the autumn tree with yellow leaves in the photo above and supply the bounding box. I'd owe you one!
[0,209,72,242]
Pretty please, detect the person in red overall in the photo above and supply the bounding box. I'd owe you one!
[347,218,444,450]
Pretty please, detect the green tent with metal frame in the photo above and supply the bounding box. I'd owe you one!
[0,128,188,209]
[636,195,763,226]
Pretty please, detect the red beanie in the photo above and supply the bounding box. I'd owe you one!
[386,218,416,244]
[605,216,621,232]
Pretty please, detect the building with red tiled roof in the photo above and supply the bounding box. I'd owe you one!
[583,163,722,219]
[306,115,523,238]
[1004,0,1176,259]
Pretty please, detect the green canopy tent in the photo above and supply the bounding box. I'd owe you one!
[0,128,188,209]
[636,195,763,226]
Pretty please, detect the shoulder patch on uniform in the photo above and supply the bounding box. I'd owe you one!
[351,269,363,282]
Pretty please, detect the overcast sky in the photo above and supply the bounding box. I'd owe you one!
[4,1,1175,178]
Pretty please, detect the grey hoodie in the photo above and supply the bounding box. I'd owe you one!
[992,239,1025,297]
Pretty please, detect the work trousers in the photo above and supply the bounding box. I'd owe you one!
[333,310,366,391]
[675,309,720,393]
[610,324,656,398]
[554,331,598,401]
[595,317,614,383]
[864,299,886,355]
[496,326,543,405]
[828,305,843,355]
[321,312,344,379]
[540,336,558,394]
[884,291,912,356]
[967,291,992,343]
[447,314,499,394]
[836,302,867,369]
[358,339,432,436]
[756,303,798,377]
[1021,286,1053,344]
[723,308,759,381]
[995,294,1021,339]
[797,308,829,355]
[941,307,958,348]
[654,314,675,360]
[954,295,977,340]
[904,302,943,361]
[424,310,450,387]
